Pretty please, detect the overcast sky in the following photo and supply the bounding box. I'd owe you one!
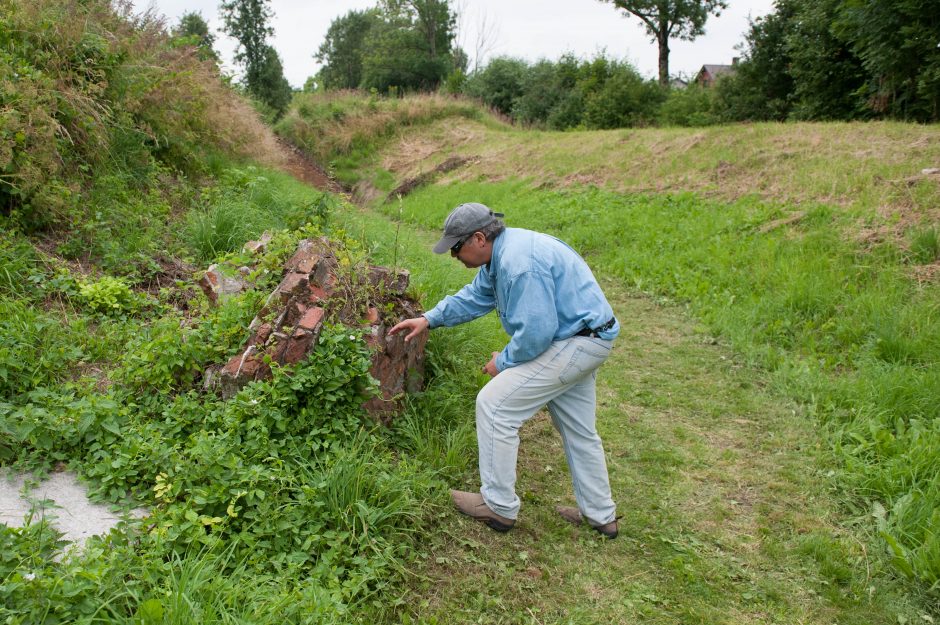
[132,0,777,88]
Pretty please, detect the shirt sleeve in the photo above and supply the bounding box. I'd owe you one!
[423,268,496,328]
[496,271,558,370]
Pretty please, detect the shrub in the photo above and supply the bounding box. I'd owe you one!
[582,63,665,129]
[658,85,719,127]
[462,56,529,116]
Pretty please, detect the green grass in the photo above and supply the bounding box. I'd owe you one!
[352,179,940,601]
[331,202,934,622]
[0,165,454,622]
[5,70,940,621]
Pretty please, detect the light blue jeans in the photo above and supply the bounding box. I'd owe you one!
[476,335,616,525]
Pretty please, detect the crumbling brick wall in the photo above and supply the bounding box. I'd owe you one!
[207,237,427,422]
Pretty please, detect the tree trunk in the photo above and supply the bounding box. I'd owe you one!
[657,33,669,87]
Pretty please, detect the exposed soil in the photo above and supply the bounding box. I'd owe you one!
[276,138,345,194]
[385,155,472,202]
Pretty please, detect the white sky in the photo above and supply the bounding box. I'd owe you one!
[133,0,777,88]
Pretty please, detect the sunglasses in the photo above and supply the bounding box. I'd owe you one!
[450,234,472,255]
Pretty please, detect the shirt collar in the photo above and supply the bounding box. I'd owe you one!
[486,230,505,278]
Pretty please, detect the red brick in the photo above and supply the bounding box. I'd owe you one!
[296,255,320,274]
[308,285,330,303]
[298,306,325,331]
[280,301,307,329]
[281,328,315,364]
[363,307,380,325]
[286,239,329,273]
[221,352,244,377]
[248,323,273,347]
[276,272,308,300]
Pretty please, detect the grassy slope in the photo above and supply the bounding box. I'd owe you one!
[373,117,940,221]
[339,195,925,625]
[289,98,940,621]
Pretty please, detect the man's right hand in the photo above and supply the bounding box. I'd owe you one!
[388,316,429,342]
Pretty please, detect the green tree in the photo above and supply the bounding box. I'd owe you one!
[315,9,380,90]
[316,1,457,93]
[513,60,564,125]
[713,1,796,121]
[385,0,454,59]
[220,0,292,115]
[785,0,866,120]
[255,45,293,118]
[835,0,940,121]
[598,0,727,86]
[172,11,218,61]
[360,0,457,92]
[462,56,528,115]
[713,0,866,122]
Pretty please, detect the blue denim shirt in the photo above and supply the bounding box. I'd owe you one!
[423,228,619,371]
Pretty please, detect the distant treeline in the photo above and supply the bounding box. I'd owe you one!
[314,0,940,125]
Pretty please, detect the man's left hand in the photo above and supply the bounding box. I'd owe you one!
[482,352,500,377]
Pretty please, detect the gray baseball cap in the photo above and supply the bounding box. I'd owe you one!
[432,202,505,254]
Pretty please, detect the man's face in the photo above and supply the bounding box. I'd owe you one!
[451,231,490,268]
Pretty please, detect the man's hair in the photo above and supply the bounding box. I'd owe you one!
[479,219,505,242]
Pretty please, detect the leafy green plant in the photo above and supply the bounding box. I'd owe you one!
[77,275,145,317]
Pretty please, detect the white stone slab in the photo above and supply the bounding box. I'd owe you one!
[0,470,147,551]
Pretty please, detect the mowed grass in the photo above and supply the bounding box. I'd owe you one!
[369,115,940,225]
[333,201,932,623]
[370,182,940,593]
[278,96,940,615]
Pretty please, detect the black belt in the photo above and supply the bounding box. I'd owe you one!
[575,317,616,338]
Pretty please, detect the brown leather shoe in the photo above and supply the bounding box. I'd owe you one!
[450,490,515,532]
[555,505,618,539]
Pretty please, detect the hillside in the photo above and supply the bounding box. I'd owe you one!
[277,93,940,621]
[1,3,938,617]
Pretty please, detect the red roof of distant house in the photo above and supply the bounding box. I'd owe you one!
[696,63,736,87]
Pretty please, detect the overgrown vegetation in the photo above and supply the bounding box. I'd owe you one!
[0,2,482,621]
[314,0,461,93]
[0,166,478,621]
[0,0,282,232]
[275,92,489,185]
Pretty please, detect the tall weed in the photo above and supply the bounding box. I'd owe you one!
[0,0,281,229]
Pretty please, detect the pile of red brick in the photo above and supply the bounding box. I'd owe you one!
[210,237,427,421]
